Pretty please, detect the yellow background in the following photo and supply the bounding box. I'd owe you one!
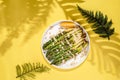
[0,0,120,80]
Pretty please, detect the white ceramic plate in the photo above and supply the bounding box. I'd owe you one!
[41,20,90,70]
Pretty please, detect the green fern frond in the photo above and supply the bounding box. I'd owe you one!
[77,5,115,40]
[16,62,50,80]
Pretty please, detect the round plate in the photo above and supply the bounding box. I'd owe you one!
[41,20,90,70]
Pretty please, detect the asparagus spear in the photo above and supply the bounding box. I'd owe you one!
[46,29,83,52]
[46,34,74,57]
[43,30,71,49]
[43,38,54,49]
[47,40,71,57]
[51,42,88,65]
[47,47,71,61]
[50,58,62,65]
[48,38,87,61]
[50,40,88,65]
[51,49,79,65]
[48,39,86,61]
[51,53,71,65]
[47,34,72,50]
[43,28,82,49]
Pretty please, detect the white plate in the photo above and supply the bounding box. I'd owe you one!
[41,20,90,70]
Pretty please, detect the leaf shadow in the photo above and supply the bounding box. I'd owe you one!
[22,0,54,43]
[0,0,54,55]
[56,0,85,23]
[88,31,120,77]
[56,0,120,77]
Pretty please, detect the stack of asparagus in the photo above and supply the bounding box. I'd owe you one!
[43,25,88,66]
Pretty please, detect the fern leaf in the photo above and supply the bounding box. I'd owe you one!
[16,62,50,80]
[77,5,115,40]
[16,65,22,76]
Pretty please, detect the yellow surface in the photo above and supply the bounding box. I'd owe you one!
[0,0,120,80]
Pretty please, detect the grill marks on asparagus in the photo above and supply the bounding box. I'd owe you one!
[43,28,80,49]
[43,27,88,65]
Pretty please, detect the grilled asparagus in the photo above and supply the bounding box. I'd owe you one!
[43,24,88,66]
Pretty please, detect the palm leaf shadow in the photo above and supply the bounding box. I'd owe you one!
[56,0,120,77]
[0,0,6,33]
[23,0,54,43]
[88,31,120,77]
[0,0,54,55]
[56,0,85,23]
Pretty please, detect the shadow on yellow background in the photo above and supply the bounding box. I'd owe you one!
[0,0,120,79]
